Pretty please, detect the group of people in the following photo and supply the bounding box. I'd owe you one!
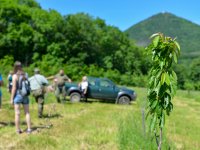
[0,61,88,134]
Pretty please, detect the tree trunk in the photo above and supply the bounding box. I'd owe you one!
[158,128,163,150]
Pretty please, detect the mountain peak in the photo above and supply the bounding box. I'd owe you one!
[125,12,200,59]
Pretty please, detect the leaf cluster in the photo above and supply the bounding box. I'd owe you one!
[146,33,180,131]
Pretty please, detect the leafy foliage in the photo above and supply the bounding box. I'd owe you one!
[0,0,151,87]
[0,55,14,73]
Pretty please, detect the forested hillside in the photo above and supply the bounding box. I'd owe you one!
[0,0,149,86]
[125,12,200,59]
[0,0,200,90]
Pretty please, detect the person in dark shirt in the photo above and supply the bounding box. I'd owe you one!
[54,69,71,103]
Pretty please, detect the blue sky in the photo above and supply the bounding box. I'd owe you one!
[36,0,200,31]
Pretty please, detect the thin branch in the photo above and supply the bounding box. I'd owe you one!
[154,130,159,147]
[158,128,163,150]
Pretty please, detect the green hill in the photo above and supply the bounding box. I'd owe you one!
[125,12,200,59]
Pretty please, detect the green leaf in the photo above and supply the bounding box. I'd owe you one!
[160,61,164,69]
[150,33,160,39]
[174,41,180,54]
[155,81,161,96]
[172,71,177,81]
[160,112,165,128]
[153,36,160,47]
[151,100,158,109]
[164,93,170,108]
[165,73,171,85]
[150,114,157,132]
[170,102,173,111]
[156,106,162,116]
[173,51,178,63]
[154,78,159,88]
[161,72,166,85]
[170,84,176,96]
[156,70,162,79]
[166,102,174,115]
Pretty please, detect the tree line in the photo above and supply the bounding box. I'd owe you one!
[0,0,199,90]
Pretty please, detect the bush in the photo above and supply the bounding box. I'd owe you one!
[27,53,149,87]
[119,73,148,87]
[64,63,87,81]
[103,69,121,83]
[0,55,14,75]
[194,81,200,90]
[27,53,64,76]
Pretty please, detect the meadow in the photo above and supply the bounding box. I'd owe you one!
[0,86,199,150]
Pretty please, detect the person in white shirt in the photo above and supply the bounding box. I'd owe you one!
[79,76,88,102]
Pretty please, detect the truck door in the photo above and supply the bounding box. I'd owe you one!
[87,77,99,98]
[98,79,117,99]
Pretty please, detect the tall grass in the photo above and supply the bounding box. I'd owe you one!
[118,111,174,150]
[118,87,174,150]
[118,87,200,150]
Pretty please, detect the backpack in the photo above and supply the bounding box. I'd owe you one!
[17,74,31,97]
[8,75,12,89]
[0,74,3,86]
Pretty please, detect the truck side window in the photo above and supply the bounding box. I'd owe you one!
[100,80,111,87]
[88,78,95,86]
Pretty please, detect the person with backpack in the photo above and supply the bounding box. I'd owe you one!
[0,73,3,110]
[54,69,71,103]
[29,68,48,118]
[10,61,32,134]
[7,70,13,93]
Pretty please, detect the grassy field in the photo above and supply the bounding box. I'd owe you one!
[0,86,200,150]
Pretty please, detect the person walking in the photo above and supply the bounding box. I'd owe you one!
[29,68,48,118]
[54,69,71,103]
[7,70,13,93]
[10,61,32,134]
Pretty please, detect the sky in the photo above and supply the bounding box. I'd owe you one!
[36,0,200,31]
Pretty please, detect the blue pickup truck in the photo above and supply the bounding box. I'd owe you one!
[65,77,136,104]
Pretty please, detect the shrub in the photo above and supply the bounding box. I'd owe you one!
[0,55,14,75]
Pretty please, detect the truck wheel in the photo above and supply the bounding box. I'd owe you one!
[70,92,81,102]
[118,96,130,105]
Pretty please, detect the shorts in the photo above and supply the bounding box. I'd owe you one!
[13,94,29,105]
